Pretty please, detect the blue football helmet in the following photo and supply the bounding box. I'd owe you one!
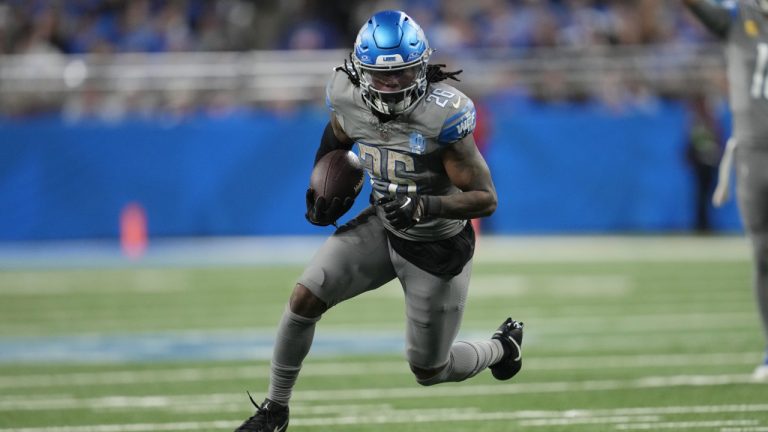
[353,10,432,116]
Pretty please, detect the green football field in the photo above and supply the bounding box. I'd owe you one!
[1,236,767,432]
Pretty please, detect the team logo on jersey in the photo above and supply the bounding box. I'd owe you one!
[409,132,426,154]
[456,111,477,137]
[745,20,759,37]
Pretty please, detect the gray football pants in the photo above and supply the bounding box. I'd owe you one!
[736,146,768,347]
[297,207,471,370]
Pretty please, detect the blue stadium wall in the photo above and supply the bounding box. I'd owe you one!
[0,101,741,240]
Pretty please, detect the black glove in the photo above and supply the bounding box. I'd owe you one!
[305,188,353,227]
[378,195,429,230]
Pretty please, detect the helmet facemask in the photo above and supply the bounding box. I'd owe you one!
[354,51,430,116]
[352,10,433,117]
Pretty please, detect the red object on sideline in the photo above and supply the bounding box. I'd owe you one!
[120,202,148,259]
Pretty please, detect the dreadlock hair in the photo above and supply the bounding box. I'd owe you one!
[335,53,462,87]
[335,52,360,87]
[426,64,462,83]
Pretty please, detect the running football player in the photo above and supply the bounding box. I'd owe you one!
[234,9,524,431]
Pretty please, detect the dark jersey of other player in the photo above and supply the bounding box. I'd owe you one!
[720,0,768,146]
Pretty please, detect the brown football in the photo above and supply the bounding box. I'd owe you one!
[310,149,365,206]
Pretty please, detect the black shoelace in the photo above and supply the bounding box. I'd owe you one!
[236,392,274,431]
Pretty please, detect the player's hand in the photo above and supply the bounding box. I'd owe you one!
[305,188,353,227]
[378,195,426,230]
[305,187,334,226]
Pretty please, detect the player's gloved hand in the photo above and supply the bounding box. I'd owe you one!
[378,195,432,230]
[305,188,353,227]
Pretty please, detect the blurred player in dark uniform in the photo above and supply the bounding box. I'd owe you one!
[234,10,524,431]
[684,0,768,381]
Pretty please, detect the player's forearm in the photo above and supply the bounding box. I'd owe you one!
[313,121,354,165]
[431,190,497,220]
[683,0,732,38]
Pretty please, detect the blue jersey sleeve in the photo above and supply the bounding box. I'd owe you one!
[437,99,477,145]
[719,0,740,19]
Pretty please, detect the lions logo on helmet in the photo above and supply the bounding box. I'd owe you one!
[353,10,432,116]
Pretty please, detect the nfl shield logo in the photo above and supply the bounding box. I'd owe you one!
[409,132,425,154]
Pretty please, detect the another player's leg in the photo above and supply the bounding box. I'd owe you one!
[735,149,768,382]
[234,209,396,431]
[749,231,768,382]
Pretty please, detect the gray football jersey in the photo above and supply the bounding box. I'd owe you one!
[326,69,477,241]
[723,0,768,146]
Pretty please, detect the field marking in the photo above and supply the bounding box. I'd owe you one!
[0,309,761,363]
[0,236,751,270]
[0,269,193,295]
[366,274,634,299]
[722,428,768,432]
[0,352,761,390]
[1,373,766,412]
[614,420,760,430]
[292,374,763,402]
[474,236,751,263]
[0,403,766,431]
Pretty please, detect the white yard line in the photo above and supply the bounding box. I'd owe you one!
[0,352,761,390]
[722,428,768,432]
[0,235,751,270]
[0,374,765,412]
[474,236,751,263]
[0,310,760,364]
[0,402,766,431]
[614,420,760,430]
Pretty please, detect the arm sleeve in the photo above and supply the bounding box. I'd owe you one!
[686,0,737,39]
[313,121,354,165]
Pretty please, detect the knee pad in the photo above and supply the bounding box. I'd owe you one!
[411,361,451,387]
[414,367,449,387]
[289,284,328,318]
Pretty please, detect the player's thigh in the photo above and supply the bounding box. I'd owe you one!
[736,148,768,233]
[298,208,397,308]
[395,252,473,369]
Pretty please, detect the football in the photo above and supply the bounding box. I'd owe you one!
[310,149,365,209]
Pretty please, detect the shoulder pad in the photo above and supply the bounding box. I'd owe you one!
[325,69,357,114]
[437,96,477,145]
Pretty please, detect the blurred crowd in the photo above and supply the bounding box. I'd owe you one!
[0,0,724,120]
[1,0,715,55]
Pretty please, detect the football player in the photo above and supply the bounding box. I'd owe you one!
[683,0,768,381]
[234,10,524,432]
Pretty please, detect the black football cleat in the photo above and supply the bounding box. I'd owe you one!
[234,394,289,432]
[489,318,524,381]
